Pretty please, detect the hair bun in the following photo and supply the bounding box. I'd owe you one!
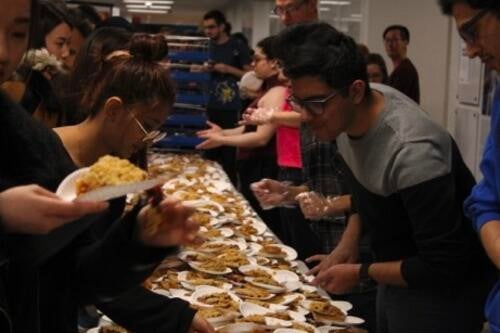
[129,33,168,62]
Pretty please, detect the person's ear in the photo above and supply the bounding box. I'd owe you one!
[103,97,125,122]
[270,59,279,70]
[349,80,367,105]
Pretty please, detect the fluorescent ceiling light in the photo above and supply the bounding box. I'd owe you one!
[123,1,174,4]
[319,1,351,5]
[126,4,171,10]
[319,7,331,11]
[127,9,168,14]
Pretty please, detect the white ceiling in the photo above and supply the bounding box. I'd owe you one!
[79,0,235,24]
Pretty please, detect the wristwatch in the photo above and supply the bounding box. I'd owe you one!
[359,263,375,287]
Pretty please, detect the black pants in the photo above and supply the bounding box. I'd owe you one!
[376,280,492,333]
[205,108,238,185]
[278,167,322,262]
[238,156,282,240]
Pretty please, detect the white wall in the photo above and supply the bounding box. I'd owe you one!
[362,0,453,126]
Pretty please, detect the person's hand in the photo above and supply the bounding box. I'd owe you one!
[296,192,335,221]
[306,242,358,276]
[0,185,109,234]
[239,107,275,126]
[250,178,292,209]
[188,312,216,333]
[312,263,361,295]
[137,197,202,248]
[196,132,224,150]
[196,121,222,137]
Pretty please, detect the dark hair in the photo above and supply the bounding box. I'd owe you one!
[367,53,389,84]
[29,0,41,48]
[232,32,249,47]
[383,25,410,42]
[224,21,232,35]
[81,33,175,117]
[68,8,93,38]
[358,43,370,61]
[33,1,74,49]
[257,35,278,60]
[96,16,133,32]
[203,9,227,26]
[274,22,371,99]
[77,4,102,26]
[438,0,500,15]
[64,27,131,123]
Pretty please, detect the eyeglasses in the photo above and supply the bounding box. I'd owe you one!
[203,24,218,30]
[132,115,166,144]
[287,90,343,116]
[383,38,403,44]
[459,9,488,44]
[272,0,307,16]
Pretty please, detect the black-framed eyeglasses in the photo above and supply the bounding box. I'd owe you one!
[132,115,166,144]
[459,9,488,44]
[272,0,307,16]
[287,90,343,116]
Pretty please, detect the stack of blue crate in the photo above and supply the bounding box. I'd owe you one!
[154,36,210,152]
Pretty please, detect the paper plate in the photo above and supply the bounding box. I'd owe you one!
[245,277,287,294]
[189,261,232,275]
[317,326,350,333]
[240,71,264,91]
[56,167,166,202]
[238,264,275,277]
[217,322,268,333]
[191,286,242,307]
[258,244,298,261]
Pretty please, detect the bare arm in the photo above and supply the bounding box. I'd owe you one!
[221,126,245,136]
[480,221,500,269]
[217,123,276,148]
[270,111,302,128]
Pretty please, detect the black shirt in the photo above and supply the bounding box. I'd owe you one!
[388,58,420,104]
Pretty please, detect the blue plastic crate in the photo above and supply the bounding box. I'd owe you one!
[165,114,207,127]
[154,135,204,148]
[169,51,210,63]
[170,70,210,83]
[176,93,209,105]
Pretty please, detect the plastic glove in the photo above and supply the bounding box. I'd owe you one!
[250,179,294,210]
[239,107,275,126]
[296,191,340,221]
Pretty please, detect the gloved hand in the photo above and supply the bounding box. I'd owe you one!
[239,107,275,126]
[296,191,340,220]
[250,178,294,210]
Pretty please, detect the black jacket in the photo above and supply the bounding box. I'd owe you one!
[0,92,196,332]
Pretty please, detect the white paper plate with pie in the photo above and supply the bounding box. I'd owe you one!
[191,286,242,308]
[56,167,165,202]
[258,244,298,261]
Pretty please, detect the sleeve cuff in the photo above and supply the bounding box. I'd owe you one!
[475,212,500,232]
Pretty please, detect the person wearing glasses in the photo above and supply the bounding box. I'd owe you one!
[383,25,420,104]
[439,1,500,332]
[273,0,318,27]
[50,33,214,333]
[274,22,496,333]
